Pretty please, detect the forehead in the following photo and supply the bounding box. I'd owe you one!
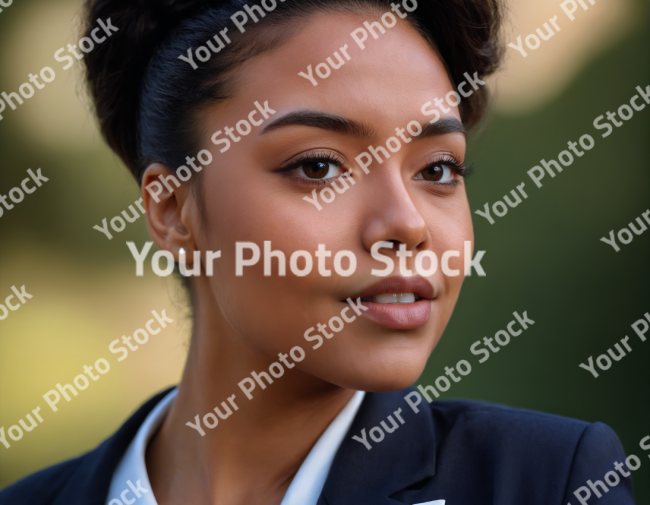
[221,11,459,129]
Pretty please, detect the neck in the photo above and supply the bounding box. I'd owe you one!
[146,288,355,505]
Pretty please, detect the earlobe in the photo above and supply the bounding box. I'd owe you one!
[141,163,197,260]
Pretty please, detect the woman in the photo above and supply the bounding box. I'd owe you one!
[0,0,635,504]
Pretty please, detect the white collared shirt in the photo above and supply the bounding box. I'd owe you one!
[106,388,366,505]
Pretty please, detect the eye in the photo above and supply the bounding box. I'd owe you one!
[293,159,344,180]
[413,162,457,183]
[278,150,350,185]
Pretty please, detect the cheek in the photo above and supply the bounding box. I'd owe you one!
[425,187,473,248]
[428,193,473,318]
[197,160,337,357]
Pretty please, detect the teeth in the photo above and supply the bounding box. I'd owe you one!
[372,293,417,304]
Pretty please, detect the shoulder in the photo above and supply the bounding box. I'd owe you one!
[427,398,621,462]
[0,455,86,504]
[429,397,593,441]
[424,399,633,504]
[0,387,174,505]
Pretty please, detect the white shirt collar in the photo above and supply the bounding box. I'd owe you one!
[106,388,366,505]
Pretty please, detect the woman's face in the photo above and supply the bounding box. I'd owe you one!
[191,11,473,391]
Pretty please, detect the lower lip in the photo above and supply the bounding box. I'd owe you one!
[358,299,432,330]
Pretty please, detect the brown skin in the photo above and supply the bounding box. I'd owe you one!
[143,11,473,505]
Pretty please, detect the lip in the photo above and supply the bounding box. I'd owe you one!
[346,276,436,330]
[349,276,435,301]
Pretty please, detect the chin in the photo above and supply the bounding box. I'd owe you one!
[325,357,429,393]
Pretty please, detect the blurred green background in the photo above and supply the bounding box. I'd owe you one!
[0,0,648,501]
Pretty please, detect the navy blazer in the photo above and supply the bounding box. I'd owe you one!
[0,387,636,505]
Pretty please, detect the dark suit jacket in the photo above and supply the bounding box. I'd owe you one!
[0,387,636,505]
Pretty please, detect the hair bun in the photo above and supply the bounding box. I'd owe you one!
[81,0,209,174]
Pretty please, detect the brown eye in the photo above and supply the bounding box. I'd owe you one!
[291,158,345,181]
[414,163,455,183]
[422,164,444,181]
[302,160,331,179]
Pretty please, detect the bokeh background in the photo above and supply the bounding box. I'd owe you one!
[1,0,648,500]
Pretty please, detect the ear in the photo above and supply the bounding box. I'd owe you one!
[141,163,199,261]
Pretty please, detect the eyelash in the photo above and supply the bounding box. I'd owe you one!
[277,151,473,187]
[421,154,473,187]
[277,151,350,187]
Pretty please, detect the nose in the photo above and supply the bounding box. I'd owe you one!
[360,168,429,255]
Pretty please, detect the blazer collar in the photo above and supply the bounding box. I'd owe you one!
[52,388,175,505]
[46,387,435,505]
[319,388,437,505]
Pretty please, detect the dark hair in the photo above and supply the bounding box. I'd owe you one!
[82,0,505,183]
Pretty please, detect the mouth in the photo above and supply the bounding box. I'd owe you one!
[360,292,423,304]
[345,276,436,330]
[349,275,435,302]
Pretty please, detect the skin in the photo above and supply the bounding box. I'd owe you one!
[143,10,473,505]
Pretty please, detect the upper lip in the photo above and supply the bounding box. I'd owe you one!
[347,276,435,301]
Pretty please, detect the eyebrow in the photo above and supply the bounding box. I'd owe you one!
[420,118,466,138]
[261,110,376,138]
[260,110,466,139]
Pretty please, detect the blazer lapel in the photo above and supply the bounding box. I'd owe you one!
[319,388,438,505]
[51,388,174,505]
